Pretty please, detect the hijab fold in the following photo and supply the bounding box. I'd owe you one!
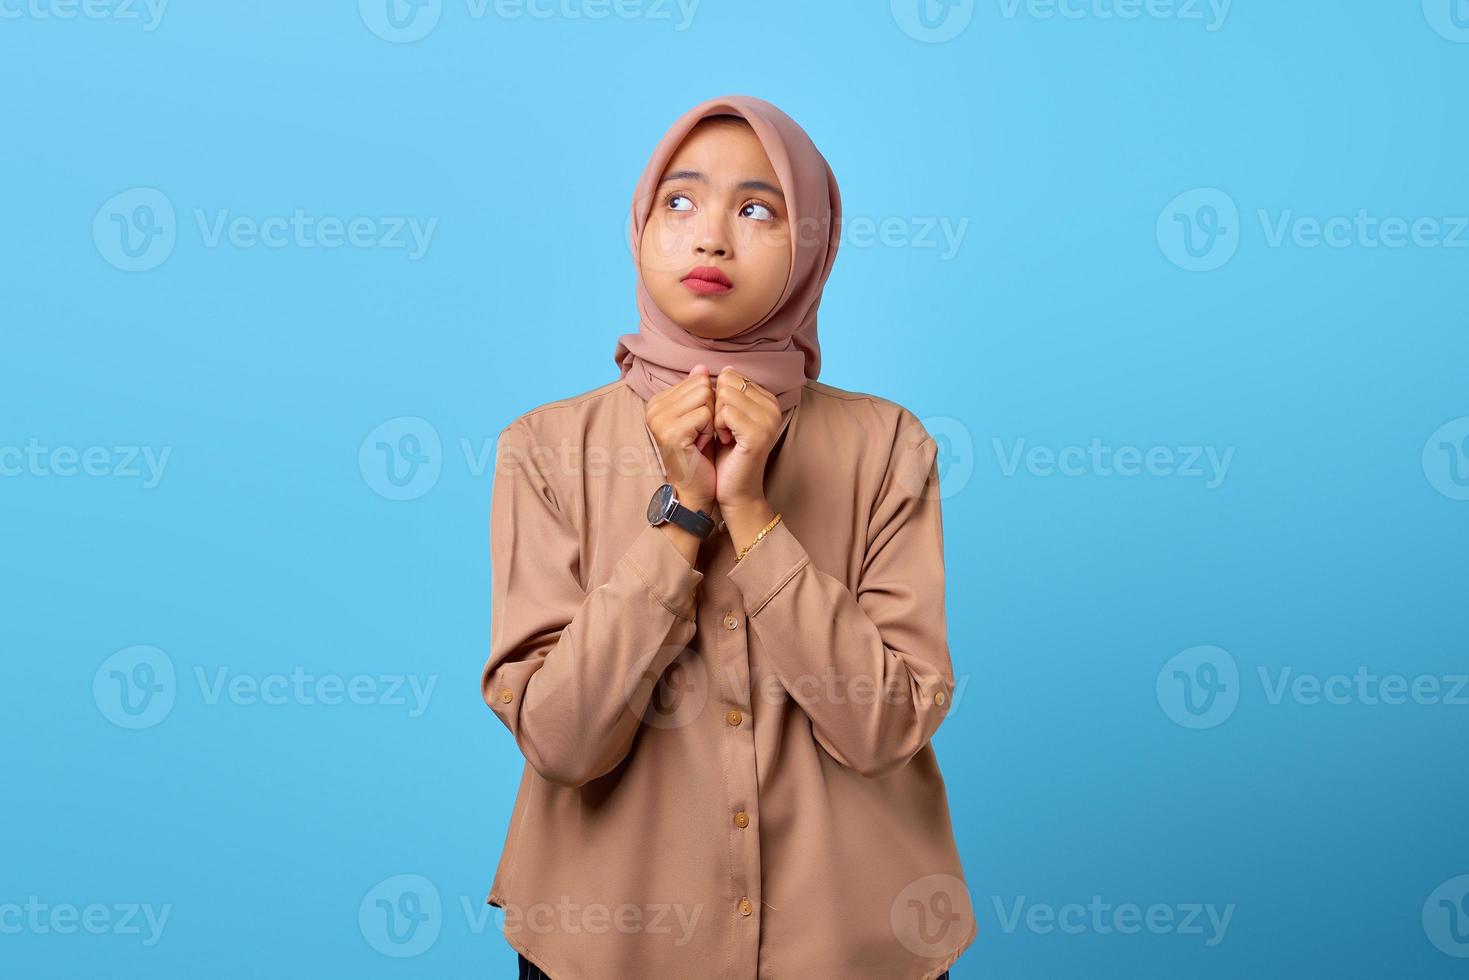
[613,95,842,423]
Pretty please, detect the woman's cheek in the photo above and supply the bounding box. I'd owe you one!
[641,222,693,275]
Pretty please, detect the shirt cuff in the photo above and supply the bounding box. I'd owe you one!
[622,522,705,622]
[725,518,811,616]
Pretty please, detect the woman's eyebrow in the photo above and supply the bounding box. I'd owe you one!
[658,170,786,201]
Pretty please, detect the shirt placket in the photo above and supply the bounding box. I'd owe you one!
[697,535,762,979]
[642,409,796,980]
[643,417,775,975]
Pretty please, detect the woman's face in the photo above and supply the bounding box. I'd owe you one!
[638,118,792,340]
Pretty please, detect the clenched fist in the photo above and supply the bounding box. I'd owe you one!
[645,365,718,515]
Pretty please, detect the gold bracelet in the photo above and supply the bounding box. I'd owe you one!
[733,512,782,564]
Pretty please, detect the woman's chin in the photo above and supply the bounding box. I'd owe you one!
[670,314,742,340]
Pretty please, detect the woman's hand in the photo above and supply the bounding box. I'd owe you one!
[712,366,780,513]
[645,365,717,513]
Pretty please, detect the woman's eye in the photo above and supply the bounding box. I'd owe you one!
[741,202,775,221]
[667,194,694,212]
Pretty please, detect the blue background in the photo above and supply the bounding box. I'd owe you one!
[3,1,1467,977]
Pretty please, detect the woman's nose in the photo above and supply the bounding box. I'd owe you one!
[695,213,731,257]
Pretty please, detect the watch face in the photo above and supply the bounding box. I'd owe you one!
[647,483,673,524]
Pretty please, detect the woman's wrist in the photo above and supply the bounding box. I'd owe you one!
[722,499,776,555]
[669,484,708,514]
[673,486,714,515]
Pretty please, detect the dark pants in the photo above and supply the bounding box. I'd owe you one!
[518,951,948,978]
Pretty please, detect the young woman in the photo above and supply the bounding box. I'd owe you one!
[482,95,973,980]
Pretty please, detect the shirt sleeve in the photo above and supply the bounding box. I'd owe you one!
[482,418,704,788]
[725,421,955,779]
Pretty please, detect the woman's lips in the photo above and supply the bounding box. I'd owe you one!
[682,277,733,295]
[682,266,733,295]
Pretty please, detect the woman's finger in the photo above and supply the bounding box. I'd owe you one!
[717,400,761,445]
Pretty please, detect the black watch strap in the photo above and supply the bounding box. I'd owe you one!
[668,498,716,539]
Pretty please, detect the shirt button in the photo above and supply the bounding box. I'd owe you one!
[498,688,514,703]
[738,897,753,916]
[725,708,743,727]
[733,810,749,829]
[935,690,947,706]
[724,612,739,630]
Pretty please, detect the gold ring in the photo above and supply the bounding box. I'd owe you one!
[738,377,749,392]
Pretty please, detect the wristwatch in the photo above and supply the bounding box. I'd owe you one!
[646,482,716,540]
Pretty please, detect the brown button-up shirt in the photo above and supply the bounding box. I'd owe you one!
[482,376,975,980]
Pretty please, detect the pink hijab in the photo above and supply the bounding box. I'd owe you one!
[613,95,842,431]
